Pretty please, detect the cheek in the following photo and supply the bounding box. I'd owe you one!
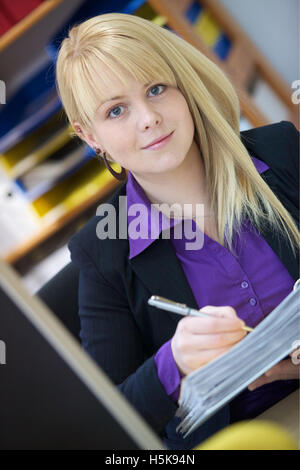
[171,93,194,125]
[96,126,133,155]
[107,132,137,167]
[113,133,135,155]
[174,99,195,139]
[182,100,194,124]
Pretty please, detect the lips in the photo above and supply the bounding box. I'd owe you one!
[143,131,173,149]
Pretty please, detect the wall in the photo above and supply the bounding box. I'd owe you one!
[219,0,299,86]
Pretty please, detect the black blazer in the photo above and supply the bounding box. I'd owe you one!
[69,120,299,448]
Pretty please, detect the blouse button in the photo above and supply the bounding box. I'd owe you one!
[249,297,257,306]
[241,281,248,288]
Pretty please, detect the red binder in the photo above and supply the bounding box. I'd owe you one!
[0,0,42,25]
[0,10,13,36]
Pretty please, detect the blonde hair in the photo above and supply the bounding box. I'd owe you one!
[56,13,299,256]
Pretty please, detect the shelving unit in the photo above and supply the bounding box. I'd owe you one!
[4,177,121,264]
[0,0,63,52]
[1,0,297,271]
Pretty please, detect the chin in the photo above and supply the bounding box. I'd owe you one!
[154,159,183,174]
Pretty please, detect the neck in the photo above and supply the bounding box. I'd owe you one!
[131,140,212,219]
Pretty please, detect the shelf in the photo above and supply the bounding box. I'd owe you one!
[3,177,122,264]
[0,0,64,53]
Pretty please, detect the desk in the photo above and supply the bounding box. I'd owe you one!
[256,389,299,444]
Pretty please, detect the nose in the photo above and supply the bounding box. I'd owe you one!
[137,101,162,131]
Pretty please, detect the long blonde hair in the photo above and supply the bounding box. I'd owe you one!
[55,13,299,256]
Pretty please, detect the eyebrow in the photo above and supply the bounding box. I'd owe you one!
[99,82,153,108]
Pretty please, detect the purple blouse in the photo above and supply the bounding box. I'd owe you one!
[126,156,297,421]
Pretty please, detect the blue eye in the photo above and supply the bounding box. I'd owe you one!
[148,84,165,97]
[107,105,124,119]
[106,84,166,119]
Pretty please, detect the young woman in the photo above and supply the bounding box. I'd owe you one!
[55,13,299,449]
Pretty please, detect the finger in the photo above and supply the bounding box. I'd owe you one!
[248,359,299,390]
[264,363,283,377]
[180,312,245,334]
[265,359,299,379]
[183,329,246,350]
[248,376,270,391]
[248,371,277,390]
[200,305,240,320]
[200,305,245,330]
[289,347,300,358]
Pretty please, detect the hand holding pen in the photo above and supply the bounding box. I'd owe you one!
[148,295,251,376]
[148,296,253,332]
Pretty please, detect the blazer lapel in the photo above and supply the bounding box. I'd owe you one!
[129,236,199,323]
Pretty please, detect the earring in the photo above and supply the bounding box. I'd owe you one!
[94,148,127,182]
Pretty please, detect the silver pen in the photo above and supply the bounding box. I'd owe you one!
[148,295,254,332]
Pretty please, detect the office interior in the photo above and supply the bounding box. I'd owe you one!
[0,0,299,450]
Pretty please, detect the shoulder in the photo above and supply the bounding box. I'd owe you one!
[241,120,299,176]
[242,121,299,221]
[241,120,299,149]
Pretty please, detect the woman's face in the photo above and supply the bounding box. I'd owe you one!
[80,70,195,178]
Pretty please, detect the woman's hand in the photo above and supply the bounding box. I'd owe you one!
[248,348,300,391]
[171,305,247,376]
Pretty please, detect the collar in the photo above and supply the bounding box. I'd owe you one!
[126,155,269,259]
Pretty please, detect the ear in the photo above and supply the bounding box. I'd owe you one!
[72,121,102,151]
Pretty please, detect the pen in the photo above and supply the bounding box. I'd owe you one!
[148,295,254,332]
